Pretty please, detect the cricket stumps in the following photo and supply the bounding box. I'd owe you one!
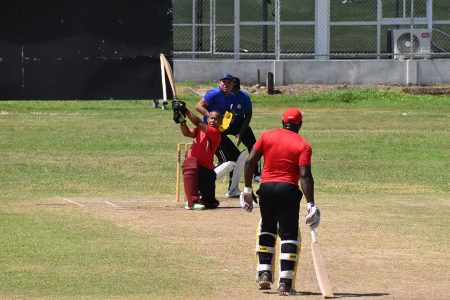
[176,143,192,202]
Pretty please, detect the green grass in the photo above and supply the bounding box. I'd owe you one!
[1,88,448,200]
[0,101,184,201]
[0,209,217,299]
[0,87,449,298]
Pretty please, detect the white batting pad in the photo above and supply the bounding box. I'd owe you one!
[229,150,247,191]
[214,161,236,179]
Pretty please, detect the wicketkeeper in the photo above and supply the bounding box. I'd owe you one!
[240,108,321,296]
[213,76,262,198]
[195,72,246,198]
[172,100,222,210]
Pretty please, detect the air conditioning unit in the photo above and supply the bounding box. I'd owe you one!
[388,29,431,60]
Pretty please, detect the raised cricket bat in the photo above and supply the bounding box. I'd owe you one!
[310,227,334,298]
[160,53,177,99]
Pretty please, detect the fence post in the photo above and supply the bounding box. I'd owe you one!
[192,0,196,59]
[263,0,269,54]
[426,0,433,30]
[211,0,215,57]
[234,0,240,59]
[410,0,414,60]
[196,0,204,57]
[377,0,382,59]
[315,0,330,60]
[275,0,280,60]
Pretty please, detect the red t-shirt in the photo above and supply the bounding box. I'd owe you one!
[188,126,221,169]
[254,128,312,186]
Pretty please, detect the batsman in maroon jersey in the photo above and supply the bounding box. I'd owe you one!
[241,108,321,296]
[172,100,222,210]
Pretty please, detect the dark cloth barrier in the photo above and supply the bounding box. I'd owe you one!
[0,0,172,100]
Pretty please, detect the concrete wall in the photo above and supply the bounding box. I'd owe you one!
[174,59,450,86]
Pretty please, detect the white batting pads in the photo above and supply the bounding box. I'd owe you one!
[229,150,247,191]
[214,161,236,179]
[305,203,321,229]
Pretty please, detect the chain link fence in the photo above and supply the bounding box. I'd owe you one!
[173,0,450,59]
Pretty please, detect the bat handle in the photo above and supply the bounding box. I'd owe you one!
[310,227,318,243]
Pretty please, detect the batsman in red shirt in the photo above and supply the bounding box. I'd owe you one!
[172,100,222,210]
[241,108,321,295]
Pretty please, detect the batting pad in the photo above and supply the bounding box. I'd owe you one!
[214,161,236,179]
[229,150,247,191]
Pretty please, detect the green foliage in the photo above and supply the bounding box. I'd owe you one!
[261,88,447,105]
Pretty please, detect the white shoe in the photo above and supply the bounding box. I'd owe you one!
[253,176,262,183]
[185,202,205,210]
[225,187,241,198]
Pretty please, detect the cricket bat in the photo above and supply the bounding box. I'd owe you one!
[160,53,177,99]
[310,227,334,298]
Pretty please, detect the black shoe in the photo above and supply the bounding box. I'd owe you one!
[278,282,292,296]
[258,271,272,290]
[200,198,220,209]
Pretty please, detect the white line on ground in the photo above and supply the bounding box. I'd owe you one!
[104,201,120,207]
[115,200,172,204]
[56,196,83,207]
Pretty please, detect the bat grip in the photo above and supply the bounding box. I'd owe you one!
[310,227,318,243]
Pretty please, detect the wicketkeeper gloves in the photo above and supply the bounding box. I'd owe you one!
[305,202,321,229]
[219,111,233,132]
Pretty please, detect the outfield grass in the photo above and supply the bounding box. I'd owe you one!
[0,87,449,299]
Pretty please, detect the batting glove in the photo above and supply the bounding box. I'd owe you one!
[305,202,320,229]
[240,187,253,212]
[173,109,186,124]
[252,192,258,204]
[172,100,188,115]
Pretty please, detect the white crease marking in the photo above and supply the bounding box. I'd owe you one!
[56,196,83,207]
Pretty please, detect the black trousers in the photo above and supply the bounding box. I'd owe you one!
[198,166,216,203]
[256,182,303,287]
[258,182,302,241]
[215,122,261,177]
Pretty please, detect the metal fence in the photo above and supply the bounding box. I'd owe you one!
[173,0,450,59]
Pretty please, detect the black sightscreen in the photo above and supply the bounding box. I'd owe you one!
[0,0,173,99]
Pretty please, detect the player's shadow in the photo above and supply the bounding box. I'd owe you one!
[332,292,390,298]
[215,205,242,209]
[262,291,389,298]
